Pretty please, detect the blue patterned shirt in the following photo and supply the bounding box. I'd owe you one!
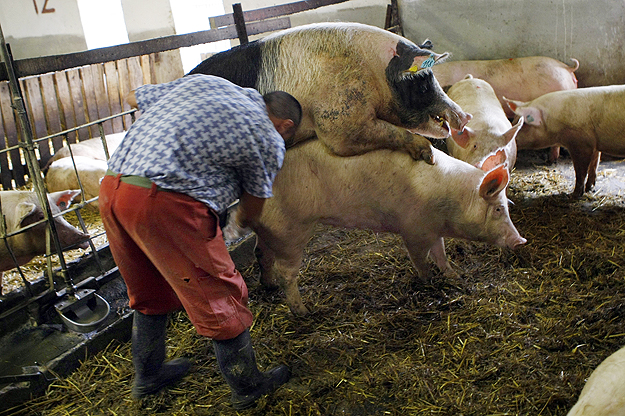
[107,74,286,213]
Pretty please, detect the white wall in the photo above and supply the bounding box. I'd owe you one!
[400,0,625,87]
[0,0,86,59]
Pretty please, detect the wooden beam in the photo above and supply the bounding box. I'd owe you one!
[210,0,350,28]
[0,17,291,81]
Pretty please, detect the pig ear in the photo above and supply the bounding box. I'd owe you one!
[518,106,542,126]
[450,126,474,148]
[502,117,524,145]
[503,96,521,112]
[479,149,507,172]
[479,165,509,199]
[408,51,449,72]
[49,190,81,211]
[463,74,473,80]
[504,97,543,126]
[16,202,37,226]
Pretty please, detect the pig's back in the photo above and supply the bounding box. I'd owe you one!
[275,141,478,223]
[537,86,625,137]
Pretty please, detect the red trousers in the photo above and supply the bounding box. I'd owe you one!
[99,175,253,340]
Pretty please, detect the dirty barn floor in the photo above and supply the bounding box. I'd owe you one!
[5,149,625,416]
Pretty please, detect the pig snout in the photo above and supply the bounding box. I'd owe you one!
[510,236,527,249]
[56,220,90,250]
[415,106,472,139]
[506,234,526,250]
[444,104,472,133]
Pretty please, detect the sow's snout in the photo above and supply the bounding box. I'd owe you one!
[509,235,527,250]
[500,227,526,250]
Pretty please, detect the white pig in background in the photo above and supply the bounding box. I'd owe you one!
[433,56,579,161]
[45,156,108,209]
[505,85,625,198]
[240,141,525,315]
[566,345,625,416]
[432,57,579,117]
[43,131,126,172]
[0,190,90,293]
[446,75,523,171]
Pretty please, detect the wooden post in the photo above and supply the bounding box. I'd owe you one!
[384,0,404,36]
[232,3,249,45]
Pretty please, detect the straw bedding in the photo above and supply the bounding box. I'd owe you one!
[4,151,625,416]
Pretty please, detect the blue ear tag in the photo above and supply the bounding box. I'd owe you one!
[526,115,534,123]
[421,54,436,69]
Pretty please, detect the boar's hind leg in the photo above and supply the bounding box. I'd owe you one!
[255,233,310,315]
[255,237,279,289]
[254,221,313,315]
[256,240,309,316]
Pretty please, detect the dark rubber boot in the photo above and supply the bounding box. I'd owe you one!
[131,311,191,399]
[213,329,291,410]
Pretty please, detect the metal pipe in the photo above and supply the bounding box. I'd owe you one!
[0,22,73,294]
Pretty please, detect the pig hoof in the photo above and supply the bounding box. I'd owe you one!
[260,278,280,290]
[443,268,461,281]
[289,303,310,316]
[410,146,434,164]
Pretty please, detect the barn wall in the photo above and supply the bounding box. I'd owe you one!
[121,0,184,82]
[400,0,625,87]
[0,0,87,59]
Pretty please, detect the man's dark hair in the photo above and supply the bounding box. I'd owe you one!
[263,91,302,127]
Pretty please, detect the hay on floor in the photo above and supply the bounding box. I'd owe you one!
[5,153,625,416]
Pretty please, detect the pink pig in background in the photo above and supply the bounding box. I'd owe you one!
[445,75,523,172]
[433,56,579,161]
[505,85,625,198]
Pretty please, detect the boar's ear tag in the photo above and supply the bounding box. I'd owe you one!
[421,54,436,69]
[526,115,534,123]
[408,54,436,73]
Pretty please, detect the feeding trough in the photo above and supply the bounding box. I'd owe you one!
[55,288,111,333]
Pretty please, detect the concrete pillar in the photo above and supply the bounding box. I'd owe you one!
[121,0,184,82]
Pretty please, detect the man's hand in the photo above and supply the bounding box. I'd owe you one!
[125,91,138,109]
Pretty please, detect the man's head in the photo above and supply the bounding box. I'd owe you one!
[263,91,302,141]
